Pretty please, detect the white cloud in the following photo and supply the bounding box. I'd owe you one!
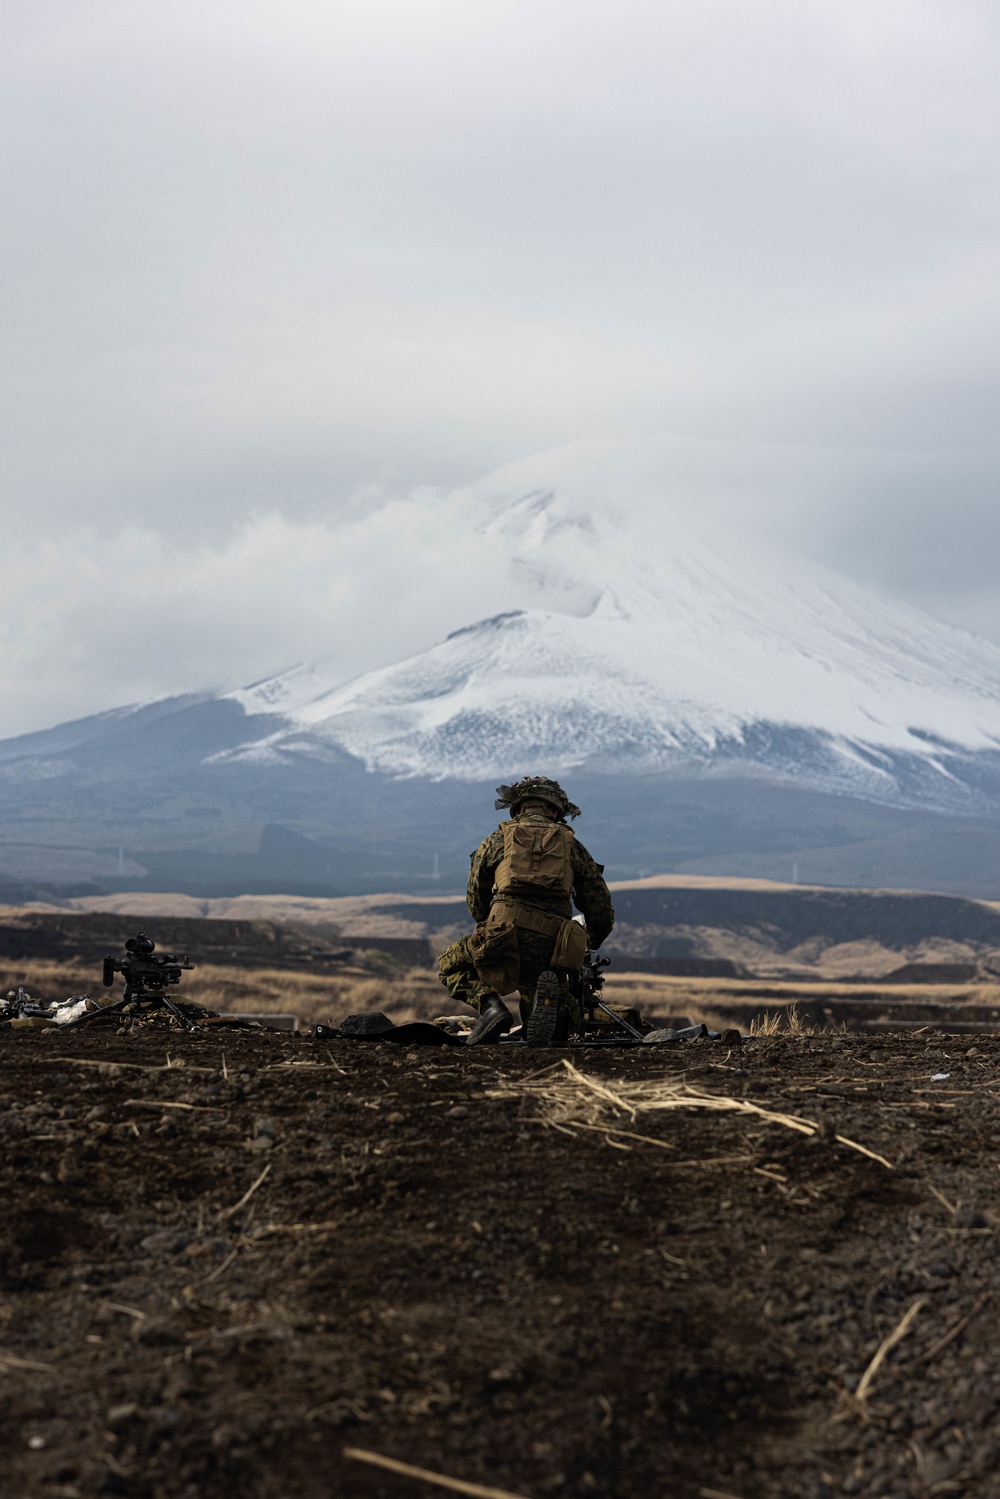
[2,2,1000,731]
[3,435,1000,740]
[0,495,507,736]
[3,1,1000,517]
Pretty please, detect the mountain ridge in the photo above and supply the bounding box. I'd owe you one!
[200,473,1000,812]
[4,448,1000,892]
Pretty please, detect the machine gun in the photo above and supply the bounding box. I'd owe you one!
[574,950,645,1043]
[71,931,196,1029]
[0,986,50,1021]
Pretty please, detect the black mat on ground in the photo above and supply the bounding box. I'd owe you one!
[316,1011,467,1046]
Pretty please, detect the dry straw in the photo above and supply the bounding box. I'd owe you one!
[486,1059,892,1169]
[855,1299,927,1402]
[343,1446,531,1499]
[0,1351,54,1372]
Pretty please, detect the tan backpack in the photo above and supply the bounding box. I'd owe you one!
[494,820,575,897]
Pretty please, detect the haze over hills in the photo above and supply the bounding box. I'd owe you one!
[5,448,1000,899]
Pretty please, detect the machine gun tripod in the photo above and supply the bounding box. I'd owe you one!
[574,950,645,1043]
[72,931,197,1029]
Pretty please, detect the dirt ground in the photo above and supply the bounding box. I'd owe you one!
[3,1025,1000,1499]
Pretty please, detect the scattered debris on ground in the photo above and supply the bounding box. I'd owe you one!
[324,1007,744,1049]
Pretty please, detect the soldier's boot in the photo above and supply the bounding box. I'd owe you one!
[526,970,561,1047]
[466,994,513,1047]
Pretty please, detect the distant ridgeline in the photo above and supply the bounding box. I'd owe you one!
[0,911,432,971]
[368,884,1000,973]
[5,885,1000,986]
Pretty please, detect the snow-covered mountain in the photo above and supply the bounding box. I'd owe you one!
[5,447,1000,894]
[211,472,1000,812]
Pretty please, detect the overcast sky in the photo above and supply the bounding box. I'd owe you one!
[3,1,1000,736]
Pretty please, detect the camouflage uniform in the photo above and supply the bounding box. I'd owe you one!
[438,810,615,1031]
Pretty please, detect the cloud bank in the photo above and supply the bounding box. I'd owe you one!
[4,436,1000,740]
[4,0,1000,524]
[3,3,1000,733]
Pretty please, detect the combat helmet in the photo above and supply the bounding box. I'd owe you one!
[495,776,581,821]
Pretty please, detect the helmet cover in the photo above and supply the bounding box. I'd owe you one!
[494,775,581,821]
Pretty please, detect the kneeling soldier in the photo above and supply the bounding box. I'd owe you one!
[438,776,615,1046]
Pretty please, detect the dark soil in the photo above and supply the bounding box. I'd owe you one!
[2,1026,999,1499]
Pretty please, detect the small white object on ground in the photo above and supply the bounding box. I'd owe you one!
[51,996,92,1025]
[931,1072,951,1082]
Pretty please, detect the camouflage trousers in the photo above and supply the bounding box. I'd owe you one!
[438,928,580,1031]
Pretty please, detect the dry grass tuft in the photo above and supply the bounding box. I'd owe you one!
[748,1003,829,1038]
[486,1059,893,1169]
[747,1009,784,1038]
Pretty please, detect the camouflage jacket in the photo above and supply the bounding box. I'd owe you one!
[466,812,615,947]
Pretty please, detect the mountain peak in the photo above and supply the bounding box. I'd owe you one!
[446,611,527,642]
[207,448,1000,807]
